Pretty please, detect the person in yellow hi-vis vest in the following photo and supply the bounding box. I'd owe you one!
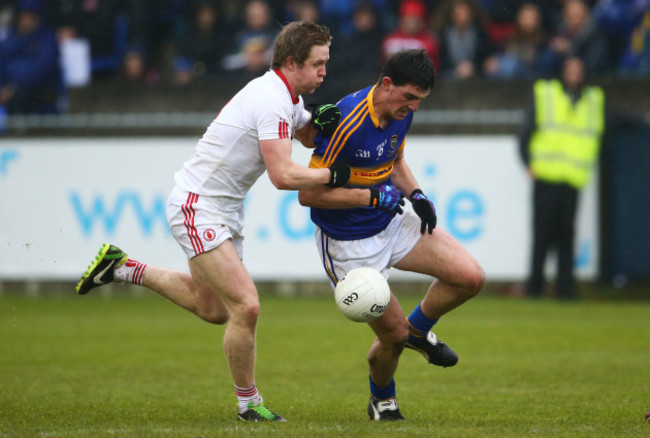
[518,56,640,299]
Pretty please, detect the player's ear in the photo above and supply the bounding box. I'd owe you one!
[381,76,393,90]
[286,56,297,71]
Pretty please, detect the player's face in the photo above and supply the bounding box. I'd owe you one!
[293,44,329,95]
[386,83,430,120]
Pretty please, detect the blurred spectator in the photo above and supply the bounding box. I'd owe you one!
[318,0,390,37]
[119,48,159,86]
[435,0,495,79]
[285,0,321,23]
[519,55,602,300]
[172,1,233,85]
[381,0,440,70]
[126,0,188,79]
[58,28,91,87]
[53,0,125,75]
[0,0,62,114]
[547,0,609,75]
[330,2,384,75]
[237,0,277,46]
[476,0,524,24]
[121,49,145,83]
[223,0,277,72]
[484,2,552,79]
[262,0,287,22]
[619,10,650,76]
[539,0,598,32]
[593,0,650,65]
[0,3,12,43]
[519,56,645,299]
[217,0,247,23]
[475,0,521,46]
[224,36,271,81]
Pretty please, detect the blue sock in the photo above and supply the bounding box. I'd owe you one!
[369,375,396,400]
[407,304,438,341]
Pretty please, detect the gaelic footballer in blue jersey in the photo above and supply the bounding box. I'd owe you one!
[298,49,485,421]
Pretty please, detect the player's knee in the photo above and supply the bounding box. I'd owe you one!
[368,334,407,367]
[461,264,485,299]
[376,326,409,354]
[233,298,261,326]
[393,330,409,353]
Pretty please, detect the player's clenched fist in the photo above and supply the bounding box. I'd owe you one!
[326,158,351,188]
[310,104,341,137]
[410,189,436,234]
[369,184,405,215]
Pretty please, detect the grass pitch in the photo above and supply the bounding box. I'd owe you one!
[1,287,649,437]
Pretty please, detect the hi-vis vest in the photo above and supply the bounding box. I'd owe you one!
[529,79,605,188]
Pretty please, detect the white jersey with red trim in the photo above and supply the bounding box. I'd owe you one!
[174,69,311,199]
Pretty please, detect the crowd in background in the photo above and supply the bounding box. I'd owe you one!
[1,0,649,114]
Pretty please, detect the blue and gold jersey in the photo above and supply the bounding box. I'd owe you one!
[309,85,413,240]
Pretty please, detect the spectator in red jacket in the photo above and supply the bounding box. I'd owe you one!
[381,0,440,70]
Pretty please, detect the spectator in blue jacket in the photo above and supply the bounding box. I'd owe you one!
[0,0,62,114]
[618,10,650,76]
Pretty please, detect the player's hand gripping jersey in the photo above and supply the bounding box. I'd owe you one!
[174,70,311,199]
[309,85,413,240]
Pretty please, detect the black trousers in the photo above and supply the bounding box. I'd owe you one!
[527,180,579,299]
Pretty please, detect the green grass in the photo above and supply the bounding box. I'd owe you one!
[1,288,649,437]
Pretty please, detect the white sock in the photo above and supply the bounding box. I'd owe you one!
[114,258,147,285]
[235,384,263,413]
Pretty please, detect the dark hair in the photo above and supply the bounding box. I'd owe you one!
[378,49,435,92]
[271,21,331,69]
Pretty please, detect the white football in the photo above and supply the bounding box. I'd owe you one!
[334,267,391,322]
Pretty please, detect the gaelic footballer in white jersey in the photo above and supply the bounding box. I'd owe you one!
[174,69,311,200]
[76,22,348,423]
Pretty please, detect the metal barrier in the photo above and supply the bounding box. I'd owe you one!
[2,110,524,132]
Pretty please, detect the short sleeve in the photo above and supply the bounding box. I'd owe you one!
[256,92,294,141]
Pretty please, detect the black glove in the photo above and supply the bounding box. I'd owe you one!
[369,184,405,215]
[326,158,351,187]
[410,189,437,234]
[310,103,341,137]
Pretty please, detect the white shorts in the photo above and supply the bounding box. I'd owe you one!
[166,186,245,259]
[315,211,422,288]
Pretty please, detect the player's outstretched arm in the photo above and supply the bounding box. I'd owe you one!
[299,183,404,214]
[298,185,372,209]
[260,138,330,190]
[261,138,350,190]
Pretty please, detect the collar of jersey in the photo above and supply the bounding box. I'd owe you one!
[273,69,300,104]
[367,85,380,129]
